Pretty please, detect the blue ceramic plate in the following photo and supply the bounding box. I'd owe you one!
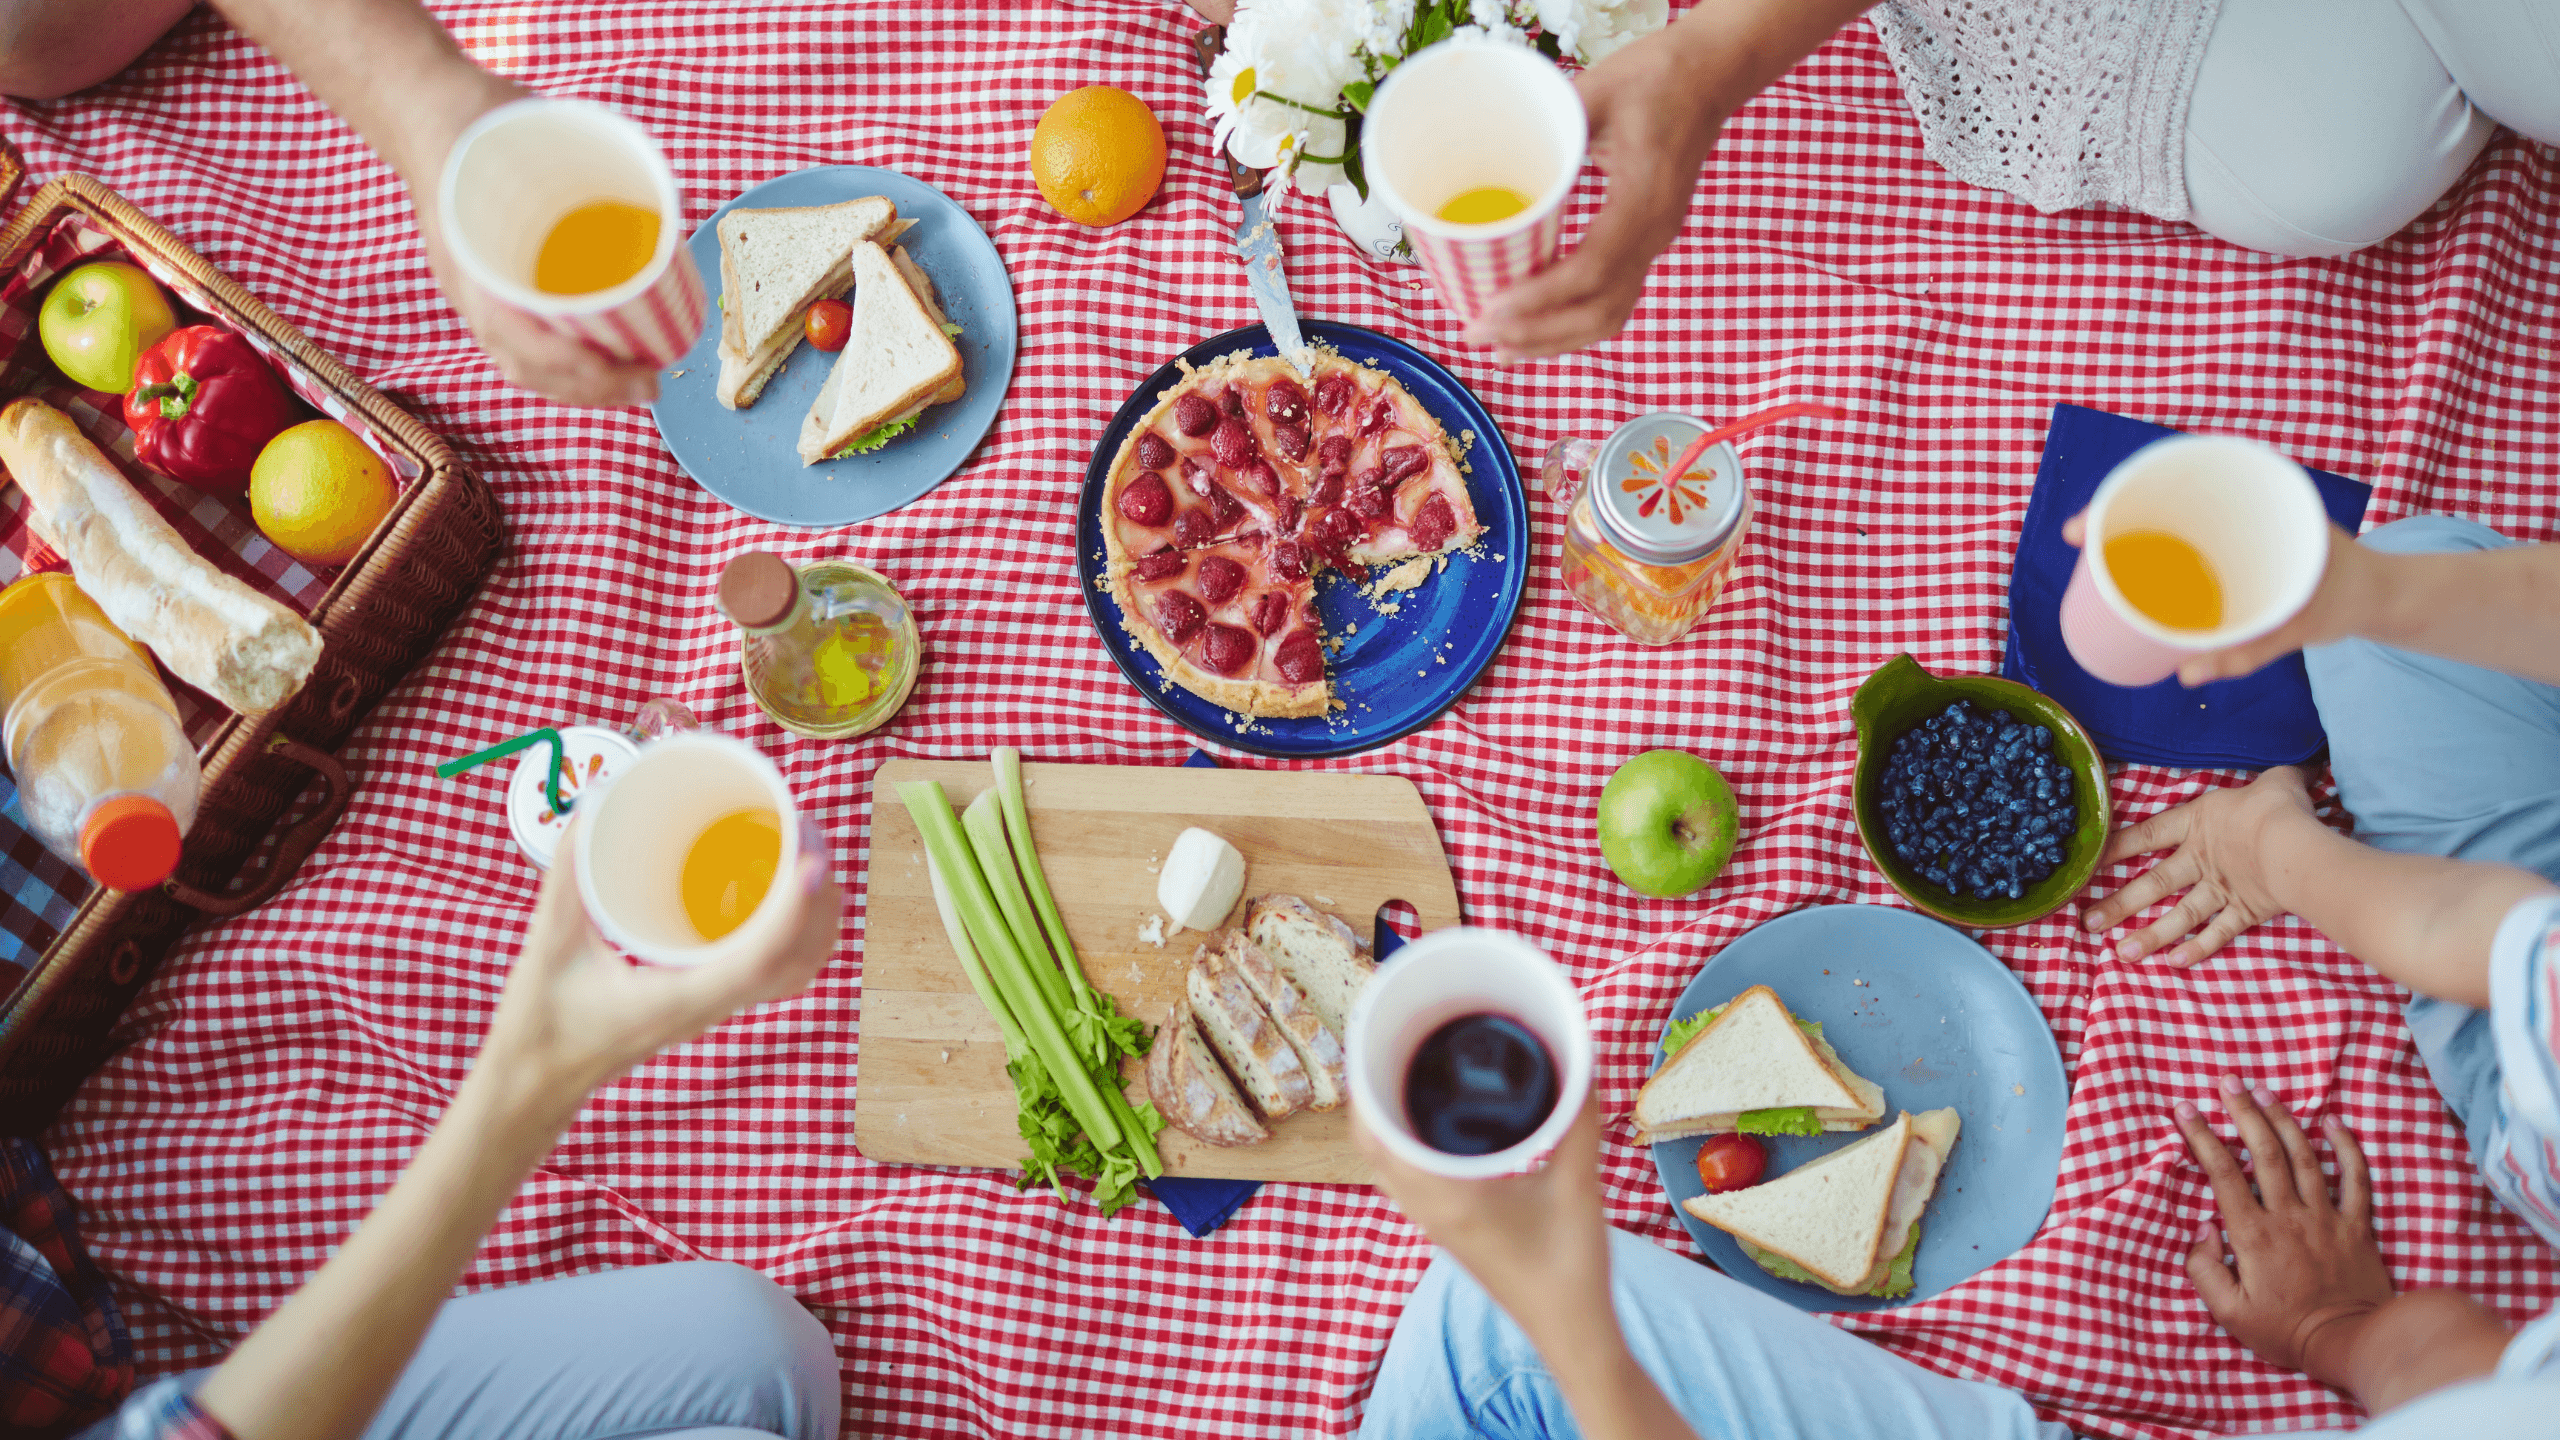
[1649,904,2068,1312]
[647,165,1019,529]
[1074,322,1528,758]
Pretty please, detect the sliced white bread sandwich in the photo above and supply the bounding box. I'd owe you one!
[1245,895,1375,1041]
[1634,985,1886,1142]
[1186,937,1311,1123]
[1145,998,1268,1147]
[1681,1107,1960,1298]
[796,239,964,463]
[1219,930,1348,1111]
[714,195,897,409]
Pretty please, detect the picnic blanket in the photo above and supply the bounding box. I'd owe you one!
[10,5,2560,1437]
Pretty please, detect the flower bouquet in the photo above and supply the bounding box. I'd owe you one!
[1202,0,1666,201]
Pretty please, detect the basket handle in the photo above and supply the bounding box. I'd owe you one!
[164,734,352,918]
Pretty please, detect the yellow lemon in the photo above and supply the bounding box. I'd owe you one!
[249,419,396,568]
[1030,86,1167,228]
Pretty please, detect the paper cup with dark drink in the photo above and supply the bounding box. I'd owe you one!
[1362,36,1588,328]
[574,732,800,967]
[2058,435,2330,688]
[437,97,708,369]
[1346,927,1592,1179]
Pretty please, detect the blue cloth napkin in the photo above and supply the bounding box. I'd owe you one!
[1145,751,1404,1236]
[2002,404,2373,770]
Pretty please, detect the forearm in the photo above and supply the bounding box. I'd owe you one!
[2259,808,2549,1006]
[1658,0,1879,112]
[2304,1289,2512,1416]
[2361,545,2560,685]
[193,1058,580,1440]
[1516,1305,1701,1440]
[208,0,518,184]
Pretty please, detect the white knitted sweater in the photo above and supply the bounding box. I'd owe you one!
[1867,0,2224,221]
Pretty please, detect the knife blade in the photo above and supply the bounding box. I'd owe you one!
[1193,26,1310,377]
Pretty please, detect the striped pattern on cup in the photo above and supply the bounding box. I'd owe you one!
[538,245,707,368]
[1402,206,1565,328]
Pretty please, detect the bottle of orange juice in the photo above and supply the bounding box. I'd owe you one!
[0,573,199,890]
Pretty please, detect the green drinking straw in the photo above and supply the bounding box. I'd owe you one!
[435,727,571,815]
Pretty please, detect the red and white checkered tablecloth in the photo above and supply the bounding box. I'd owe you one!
[8,5,2559,1437]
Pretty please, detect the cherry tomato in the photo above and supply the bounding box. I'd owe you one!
[805,299,853,352]
[1695,1133,1767,1192]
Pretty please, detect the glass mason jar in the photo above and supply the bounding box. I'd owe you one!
[1546,413,1753,646]
[716,553,921,740]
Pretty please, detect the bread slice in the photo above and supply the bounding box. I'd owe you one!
[1246,895,1375,1040]
[1220,931,1347,1111]
[1145,998,1268,1147]
[1186,939,1310,1123]
[713,196,896,409]
[796,240,964,463]
[1634,985,1885,1142]
[1683,1113,1914,1292]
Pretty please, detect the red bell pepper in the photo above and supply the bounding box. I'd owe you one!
[121,325,299,494]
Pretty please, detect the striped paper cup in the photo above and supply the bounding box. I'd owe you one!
[437,98,708,371]
[1364,37,1587,329]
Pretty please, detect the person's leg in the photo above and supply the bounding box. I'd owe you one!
[1359,1230,2072,1439]
[2395,0,2560,146]
[2182,0,2495,257]
[158,1261,841,1440]
[0,0,195,100]
[2304,514,2560,1157]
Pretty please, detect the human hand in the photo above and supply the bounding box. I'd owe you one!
[1462,30,1728,360]
[478,815,842,1106]
[1355,1098,1615,1327]
[2059,515,2373,687]
[2176,1078,2392,1386]
[2080,766,2315,965]
[407,178,663,407]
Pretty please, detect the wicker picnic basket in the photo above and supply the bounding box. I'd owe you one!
[0,139,505,1133]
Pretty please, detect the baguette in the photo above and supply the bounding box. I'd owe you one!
[0,399,322,714]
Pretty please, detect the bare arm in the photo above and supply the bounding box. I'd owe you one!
[193,826,840,1440]
[1468,0,1878,360]
[1356,1103,1700,1440]
[2081,765,2552,1002]
[203,0,660,405]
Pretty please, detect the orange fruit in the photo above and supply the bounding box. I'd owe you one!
[1030,86,1167,228]
[249,419,396,568]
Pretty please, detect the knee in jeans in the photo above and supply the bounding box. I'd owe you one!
[653,1262,835,1379]
[2361,514,2514,557]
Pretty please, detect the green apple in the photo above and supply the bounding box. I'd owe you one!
[1597,749,1740,898]
[39,261,176,393]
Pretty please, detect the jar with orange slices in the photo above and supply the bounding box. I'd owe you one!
[1546,413,1754,646]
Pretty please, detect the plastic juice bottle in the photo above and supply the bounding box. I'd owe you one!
[0,573,199,890]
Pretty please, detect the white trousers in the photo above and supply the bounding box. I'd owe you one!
[2186,0,2560,255]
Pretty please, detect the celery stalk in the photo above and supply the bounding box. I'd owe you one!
[928,857,1030,1065]
[992,747,1094,1006]
[896,782,1124,1153]
[961,790,1076,1017]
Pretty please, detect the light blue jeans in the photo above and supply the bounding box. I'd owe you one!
[79,1261,839,1440]
[2303,514,2560,1170]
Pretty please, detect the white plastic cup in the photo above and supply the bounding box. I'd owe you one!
[437,97,708,368]
[573,732,799,967]
[1346,927,1593,1179]
[2058,435,2331,688]
[1362,36,1588,328]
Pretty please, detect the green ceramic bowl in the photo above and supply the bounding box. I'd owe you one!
[1850,654,2112,928]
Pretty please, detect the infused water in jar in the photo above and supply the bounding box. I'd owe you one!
[1546,413,1752,646]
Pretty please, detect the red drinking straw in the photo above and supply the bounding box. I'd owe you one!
[1662,402,1849,486]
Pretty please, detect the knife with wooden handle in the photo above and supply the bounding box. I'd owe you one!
[1193,25,1311,377]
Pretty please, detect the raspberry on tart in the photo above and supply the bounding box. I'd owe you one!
[1101,349,1485,720]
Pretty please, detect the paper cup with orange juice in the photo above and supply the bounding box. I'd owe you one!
[437,98,707,369]
[574,732,799,966]
[2058,436,2330,688]
[1362,36,1588,328]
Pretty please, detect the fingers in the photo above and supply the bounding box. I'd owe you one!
[2184,1218,2242,1313]
[2116,888,2226,964]
[518,814,602,974]
[465,288,663,407]
[2253,1090,2331,1210]
[2080,850,2198,936]
[1465,252,1639,359]
[2327,1116,2374,1229]
[2175,1098,2261,1222]
[2216,1077,2293,1211]
[2061,512,2086,549]
[2159,905,2259,968]
[2097,805,2192,870]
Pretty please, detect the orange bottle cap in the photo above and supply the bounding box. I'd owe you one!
[80,794,180,891]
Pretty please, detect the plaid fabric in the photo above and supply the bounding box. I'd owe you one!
[5,6,2559,1438]
[0,1138,129,1430]
[94,1379,229,1440]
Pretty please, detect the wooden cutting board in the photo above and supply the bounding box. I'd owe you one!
[859,760,1462,1183]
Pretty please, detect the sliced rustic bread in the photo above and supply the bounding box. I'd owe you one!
[1145,998,1268,1147]
[1187,939,1310,1123]
[1246,895,1375,1040]
[1221,931,1347,1111]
